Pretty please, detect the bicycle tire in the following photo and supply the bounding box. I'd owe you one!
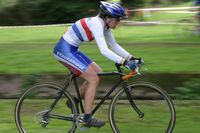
[109,81,176,133]
[14,83,77,133]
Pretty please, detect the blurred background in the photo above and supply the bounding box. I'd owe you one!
[0,0,200,132]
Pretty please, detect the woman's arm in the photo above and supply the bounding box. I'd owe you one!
[90,21,125,64]
[105,29,133,60]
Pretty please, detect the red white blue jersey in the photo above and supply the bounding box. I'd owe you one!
[63,16,132,64]
[72,18,94,42]
[63,17,95,45]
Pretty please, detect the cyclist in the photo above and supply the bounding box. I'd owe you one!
[53,1,140,128]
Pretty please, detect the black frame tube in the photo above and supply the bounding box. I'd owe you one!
[91,79,123,115]
[47,63,143,119]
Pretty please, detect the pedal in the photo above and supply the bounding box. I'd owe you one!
[41,120,48,128]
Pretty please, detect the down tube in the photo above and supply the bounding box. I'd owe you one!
[91,80,123,115]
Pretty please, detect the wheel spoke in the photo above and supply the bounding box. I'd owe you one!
[15,83,77,133]
[109,82,176,133]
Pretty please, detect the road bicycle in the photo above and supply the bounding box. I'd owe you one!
[15,63,176,133]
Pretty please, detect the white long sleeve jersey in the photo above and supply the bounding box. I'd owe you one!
[63,16,132,64]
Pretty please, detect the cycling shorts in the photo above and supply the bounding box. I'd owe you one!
[53,37,93,76]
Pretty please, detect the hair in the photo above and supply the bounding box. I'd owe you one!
[98,9,117,20]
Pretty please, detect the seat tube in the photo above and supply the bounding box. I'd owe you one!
[73,77,84,113]
[49,73,73,112]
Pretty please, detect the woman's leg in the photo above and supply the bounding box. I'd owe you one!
[79,62,102,98]
[90,62,103,73]
[54,45,105,126]
[74,62,104,126]
[80,64,100,114]
[80,63,105,127]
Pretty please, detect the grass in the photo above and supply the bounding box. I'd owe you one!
[0,25,200,74]
[0,2,199,133]
[0,99,199,133]
[0,1,200,74]
[137,2,195,22]
[139,11,194,22]
[1,24,200,44]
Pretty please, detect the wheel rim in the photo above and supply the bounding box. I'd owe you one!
[109,83,175,133]
[15,83,77,133]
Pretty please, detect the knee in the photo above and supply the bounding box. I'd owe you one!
[88,75,100,85]
[92,75,100,84]
[95,76,100,84]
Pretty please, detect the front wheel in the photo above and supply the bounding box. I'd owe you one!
[109,81,176,133]
[14,83,77,133]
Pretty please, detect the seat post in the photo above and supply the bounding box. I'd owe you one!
[62,72,75,90]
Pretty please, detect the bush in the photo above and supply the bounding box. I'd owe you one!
[0,0,145,25]
[0,0,99,25]
[21,74,40,92]
[172,78,200,99]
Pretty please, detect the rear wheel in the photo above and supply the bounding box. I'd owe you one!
[15,83,77,133]
[109,81,176,133]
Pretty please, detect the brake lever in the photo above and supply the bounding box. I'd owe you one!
[135,67,141,75]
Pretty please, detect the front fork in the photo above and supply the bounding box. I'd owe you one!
[123,81,144,118]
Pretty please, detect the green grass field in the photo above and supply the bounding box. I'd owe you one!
[0,100,199,133]
[0,2,200,133]
[0,25,200,74]
[0,1,200,74]
[133,2,195,22]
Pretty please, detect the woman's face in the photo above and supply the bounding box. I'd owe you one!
[105,17,120,29]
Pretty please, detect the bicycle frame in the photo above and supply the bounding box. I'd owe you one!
[47,64,143,121]
[15,63,176,133]
[67,63,143,117]
[74,72,124,115]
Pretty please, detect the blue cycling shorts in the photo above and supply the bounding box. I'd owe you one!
[53,37,93,76]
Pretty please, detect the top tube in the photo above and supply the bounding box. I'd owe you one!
[70,63,140,80]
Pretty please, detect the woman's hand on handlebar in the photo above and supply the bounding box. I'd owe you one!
[129,57,144,65]
[124,57,144,70]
